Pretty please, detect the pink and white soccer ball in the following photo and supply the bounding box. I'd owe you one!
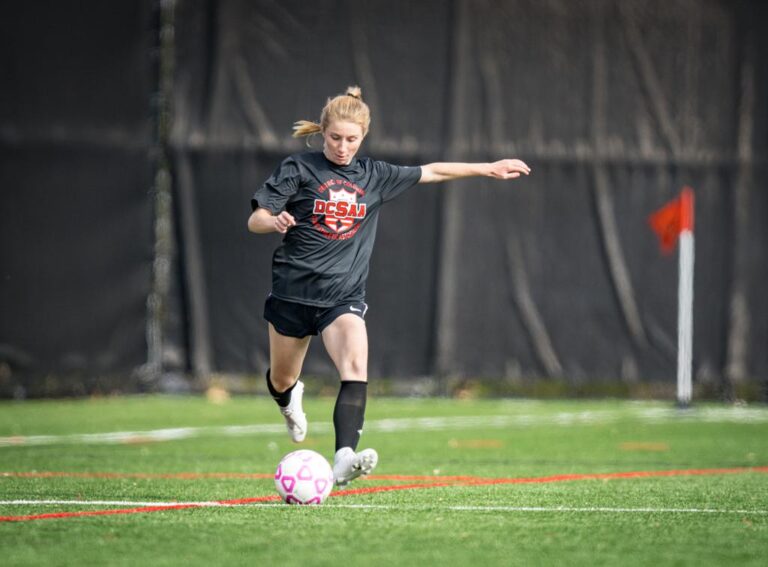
[274,450,334,505]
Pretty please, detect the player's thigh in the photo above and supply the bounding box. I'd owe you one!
[320,313,368,382]
[268,323,311,385]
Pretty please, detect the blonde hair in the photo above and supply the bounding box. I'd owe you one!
[292,86,371,139]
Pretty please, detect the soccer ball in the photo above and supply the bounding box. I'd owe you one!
[274,449,334,505]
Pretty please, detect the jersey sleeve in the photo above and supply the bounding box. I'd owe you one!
[374,161,423,203]
[251,156,302,213]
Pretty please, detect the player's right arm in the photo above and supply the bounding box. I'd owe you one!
[247,207,296,234]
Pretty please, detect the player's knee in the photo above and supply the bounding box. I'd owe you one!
[270,369,298,392]
[340,357,367,382]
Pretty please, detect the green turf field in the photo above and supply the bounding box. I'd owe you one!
[1,395,766,566]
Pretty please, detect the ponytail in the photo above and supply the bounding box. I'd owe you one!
[292,120,322,139]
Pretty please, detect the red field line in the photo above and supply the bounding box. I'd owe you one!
[367,474,484,482]
[0,495,283,523]
[457,466,768,487]
[2,466,766,523]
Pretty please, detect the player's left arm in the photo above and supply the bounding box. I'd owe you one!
[418,159,531,184]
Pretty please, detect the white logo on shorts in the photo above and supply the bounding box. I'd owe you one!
[350,306,362,313]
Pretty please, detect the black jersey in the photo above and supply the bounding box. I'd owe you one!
[252,151,422,307]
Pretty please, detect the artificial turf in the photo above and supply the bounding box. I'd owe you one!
[1,395,766,566]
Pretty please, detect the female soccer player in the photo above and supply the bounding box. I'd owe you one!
[248,86,530,486]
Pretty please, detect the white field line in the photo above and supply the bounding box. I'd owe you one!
[321,504,768,515]
[0,500,237,507]
[2,406,768,448]
[2,500,767,515]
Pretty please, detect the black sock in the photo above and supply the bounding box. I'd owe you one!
[333,381,367,452]
[266,369,296,408]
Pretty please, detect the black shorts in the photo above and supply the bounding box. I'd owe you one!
[264,294,368,338]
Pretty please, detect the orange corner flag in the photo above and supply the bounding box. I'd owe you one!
[648,187,694,254]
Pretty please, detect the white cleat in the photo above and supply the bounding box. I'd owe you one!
[279,380,307,443]
[333,447,378,487]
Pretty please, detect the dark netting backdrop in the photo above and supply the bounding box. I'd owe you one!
[2,0,766,396]
[0,1,155,395]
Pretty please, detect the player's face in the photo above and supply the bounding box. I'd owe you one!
[322,121,364,166]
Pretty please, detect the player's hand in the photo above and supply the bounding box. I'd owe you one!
[274,211,296,233]
[488,159,531,180]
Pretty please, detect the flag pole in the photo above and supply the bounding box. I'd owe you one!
[676,188,695,407]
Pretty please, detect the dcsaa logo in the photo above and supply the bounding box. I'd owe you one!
[312,189,366,235]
